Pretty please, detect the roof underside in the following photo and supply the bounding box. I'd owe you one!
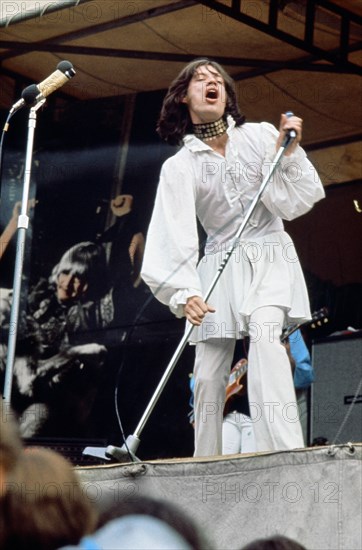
[0,0,361,186]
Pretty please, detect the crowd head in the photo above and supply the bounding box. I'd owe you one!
[0,446,97,550]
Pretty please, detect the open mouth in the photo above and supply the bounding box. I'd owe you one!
[206,88,218,100]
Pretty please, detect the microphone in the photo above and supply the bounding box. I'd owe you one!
[9,61,76,114]
[36,60,76,99]
[9,84,39,114]
[285,111,297,140]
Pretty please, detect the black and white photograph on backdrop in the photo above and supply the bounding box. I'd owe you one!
[0,2,361,549]
[0,90,192,457]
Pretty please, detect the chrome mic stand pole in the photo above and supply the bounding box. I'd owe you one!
[3,98,46,403]
[106,125,296,462]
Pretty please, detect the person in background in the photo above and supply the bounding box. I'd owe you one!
[61,515,193,550]
[221,328,314,454]
[0,242,111,438]
[97,194,145,331]
[0,199,36,261]
[286,328,314,444]
[60,494,211,550]
[0,446,98,550]
[239,535,306,550]
[221,355,255,456]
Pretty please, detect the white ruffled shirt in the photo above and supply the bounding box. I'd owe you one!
[141,116,325,323]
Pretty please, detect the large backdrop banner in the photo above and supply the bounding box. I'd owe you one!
[0,91,195,460]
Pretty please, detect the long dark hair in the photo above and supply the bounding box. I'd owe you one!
[157,58,245,145]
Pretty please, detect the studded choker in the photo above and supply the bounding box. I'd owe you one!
[193,117,228,142]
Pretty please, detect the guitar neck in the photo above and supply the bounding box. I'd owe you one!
[281,307,328,343]
[281,322,302,343]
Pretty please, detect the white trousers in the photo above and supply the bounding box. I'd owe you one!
[222,412,256,455]
[193,306,305,457]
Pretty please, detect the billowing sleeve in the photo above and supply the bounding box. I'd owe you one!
[141,155,203,317]
[260,122,325,220]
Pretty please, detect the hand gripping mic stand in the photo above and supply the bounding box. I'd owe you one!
[105,119,297,463]
[2,97,46,404]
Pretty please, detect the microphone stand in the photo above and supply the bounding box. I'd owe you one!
[2,98,46,403]
[84,130,295,464]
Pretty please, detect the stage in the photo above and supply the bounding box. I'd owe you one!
[75,444,362,550]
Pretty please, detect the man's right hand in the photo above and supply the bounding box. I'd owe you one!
[183,296,215,326]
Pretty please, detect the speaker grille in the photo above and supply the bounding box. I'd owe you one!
[310,336,362,445]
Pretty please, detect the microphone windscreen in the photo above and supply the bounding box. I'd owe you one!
[57,60,74,73]
[21,84,39,105]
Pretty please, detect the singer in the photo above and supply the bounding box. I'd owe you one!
[141,59,325,457]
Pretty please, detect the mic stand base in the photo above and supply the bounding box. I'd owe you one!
[82,435,141,463]
[106,434,141,462]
